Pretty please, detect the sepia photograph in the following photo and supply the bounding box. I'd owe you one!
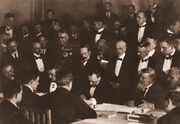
[0,0,180,124]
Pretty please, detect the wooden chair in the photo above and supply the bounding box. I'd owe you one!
[21,108,52,124]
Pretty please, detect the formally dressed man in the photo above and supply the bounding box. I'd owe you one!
[70,44,100,94]
[156,39,180,86]
[128,67,167,109]
[107,40,136,104]
[0,13,17,38]
[0,82,28,124]
[39,71,97,124]
[20,72,41,108]
[81,70,113,104]
[18,24,34,56]
[33,23,45,41]
[92,18,112,48]
[99,2,119,28]
[0,39,24,80]
[0,64,17,92]
[24,42,49,92]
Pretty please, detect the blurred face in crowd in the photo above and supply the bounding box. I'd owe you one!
[39,36,48,49]
[82,20,90,29]
[21,25,29,35]
[88,74,101,86]
[137,12,146,26]
[32,42,42,55]
[2,65,15,80]
[116,41,127,57]
[59,74,73,91]
[48,69,56,81]
[7,40,18,54]
[128,5,135,15]
[6,17,15,27]
[114,20,121,29]
[34,24,41,33]
[139,72,152,88]
[168,68,180,89]
[94,21,103,31]
[0,33,11,47]
[58,32,69,45]
[52,21,61,31]
[30,76,39,91]
[160,41,174,56]
[47,11,54,20]
[97,39,107,55]
[170,21,180,34]
[138,46,149,59]
[70,25,78,34]
[175,38,180,51]
[146,37,157,51]
[80,47,91,61]
[104,3,112,11]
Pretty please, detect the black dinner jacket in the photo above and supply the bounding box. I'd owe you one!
[131,82,167,109]
[107,53,137,89]
[83,79,113,104]
[0,101,28,124]
[23,52,47,73]
[91,28,113,48]
[39,87,97,124]
[0,25,17,37]
[157,107,180,124]
[20,85,41,108]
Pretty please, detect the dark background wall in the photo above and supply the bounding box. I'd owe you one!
[0,0,179,26]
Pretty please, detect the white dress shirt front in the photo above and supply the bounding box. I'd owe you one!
[162,49,175,73]
[115,53,125,77]
[90,80,100,97]
[138,55,149,71]
[34,53,45,72]
[138,22,146,43]
[95,28,104,43]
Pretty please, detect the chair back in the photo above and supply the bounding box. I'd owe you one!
[21,108,52,124]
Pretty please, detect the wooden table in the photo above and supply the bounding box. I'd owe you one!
[72,103,166,124]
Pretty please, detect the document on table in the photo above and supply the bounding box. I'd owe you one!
[94,103,151,114]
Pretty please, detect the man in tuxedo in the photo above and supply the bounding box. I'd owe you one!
[33,23,45,41]
[156,38,180,86]
[70,44,100,94]
[24,41,48,92]
[0,81,28,124]
[161,19,180,40]
[20,72,41,108]
[0,38,24,80]
[92,18,112,48]
[39,71,97,124]
[0,13,17,38]
[128,67,167,109]
[100,2,119,28]
[81,69,113,104]
[107,40,136,104]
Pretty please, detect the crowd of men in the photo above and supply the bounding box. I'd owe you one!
[0,1,180,124]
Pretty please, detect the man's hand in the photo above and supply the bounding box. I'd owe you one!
[138,100,154,109]
[127,100,135,107]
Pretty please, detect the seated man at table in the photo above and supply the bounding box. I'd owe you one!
[20,72,41,108]
[0,81,28,124]
[80,69,113,104]
[128,67,167,109]
[39,70,97,124]
[157,91,180,124]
